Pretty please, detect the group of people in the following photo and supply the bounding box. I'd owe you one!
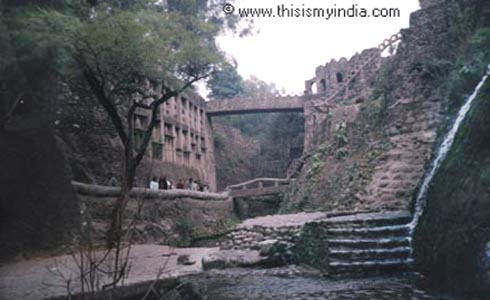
[106,173,209,192]
[149,176,208,192]
[149,176,172,190]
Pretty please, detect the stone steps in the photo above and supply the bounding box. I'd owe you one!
[324,213,411,229]
[329,246,411,261]
[328,237,410,250]
[325,211,413,276]
[329,258,414,275]
[327,224,410,239]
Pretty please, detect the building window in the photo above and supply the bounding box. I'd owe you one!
[152,142,163,160]
[183,152,190,164]
[320,79,327,95]
[181,97,187,114]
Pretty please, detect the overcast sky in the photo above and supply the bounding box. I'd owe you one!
[215,0,421,95]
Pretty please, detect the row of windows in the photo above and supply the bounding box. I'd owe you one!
[151,142,204,162]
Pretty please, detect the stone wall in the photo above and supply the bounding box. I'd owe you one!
[74,182,235,246]
[233,194,282,220]
[217,212,329,251]
[219,224,302,250]
[291,47,389,211]
[356,1,464,210]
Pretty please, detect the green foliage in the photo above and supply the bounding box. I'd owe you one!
[279,187,313,213]
[447,28,490,114]
[213,133,226,150]
[367,92,386,128]
[292,223,329,273]
[480,167,490,185]
[5,0,251,98]
[11,4,223,84]
[333,122,349,160]
[210,73,305,174]
[470,28,490,68]
[306,144,327,178]
[207,62,244,99]
[410,58,454,83]
[335,147,348,160]
[173,214,196,247]
[266,241,296,266]
[414,76,490,294]
[335,122,348,147]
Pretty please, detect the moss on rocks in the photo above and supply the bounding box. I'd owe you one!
[413,73,490,296]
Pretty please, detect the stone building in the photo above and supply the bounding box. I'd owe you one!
[134,87,216,190]
[19,78,220,192]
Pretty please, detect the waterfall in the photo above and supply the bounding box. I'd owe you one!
[410,64,490,231]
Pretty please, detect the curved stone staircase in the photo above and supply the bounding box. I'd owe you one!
[324,211,413,275]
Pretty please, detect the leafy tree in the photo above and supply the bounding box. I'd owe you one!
[242,75,282,97]
[4,0,244,267]
[207,61,244,99]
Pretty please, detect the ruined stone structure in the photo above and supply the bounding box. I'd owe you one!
[303,33,402,153]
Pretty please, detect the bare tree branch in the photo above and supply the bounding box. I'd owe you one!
[80,66,128,144]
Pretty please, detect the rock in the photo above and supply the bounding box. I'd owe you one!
[258,239,279,256]
[201,250,265,270]
[177,254,196,266]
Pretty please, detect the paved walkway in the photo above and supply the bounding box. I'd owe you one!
[0,245,218,300]
[238,212,327,229]
[236,210,389,229]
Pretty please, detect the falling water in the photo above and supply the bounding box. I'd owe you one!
[410,64,490,231]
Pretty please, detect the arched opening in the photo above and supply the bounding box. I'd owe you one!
[336,72,343,83]
[320,79,327,95]
[311,81,318,94]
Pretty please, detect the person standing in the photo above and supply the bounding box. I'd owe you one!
[149,176,159,191]
[177,179,185,189]
[159,176,168,190]
[106,173,118,187]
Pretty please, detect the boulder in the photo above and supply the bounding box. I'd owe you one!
[258,239,279,256]
[201,250,265,270]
